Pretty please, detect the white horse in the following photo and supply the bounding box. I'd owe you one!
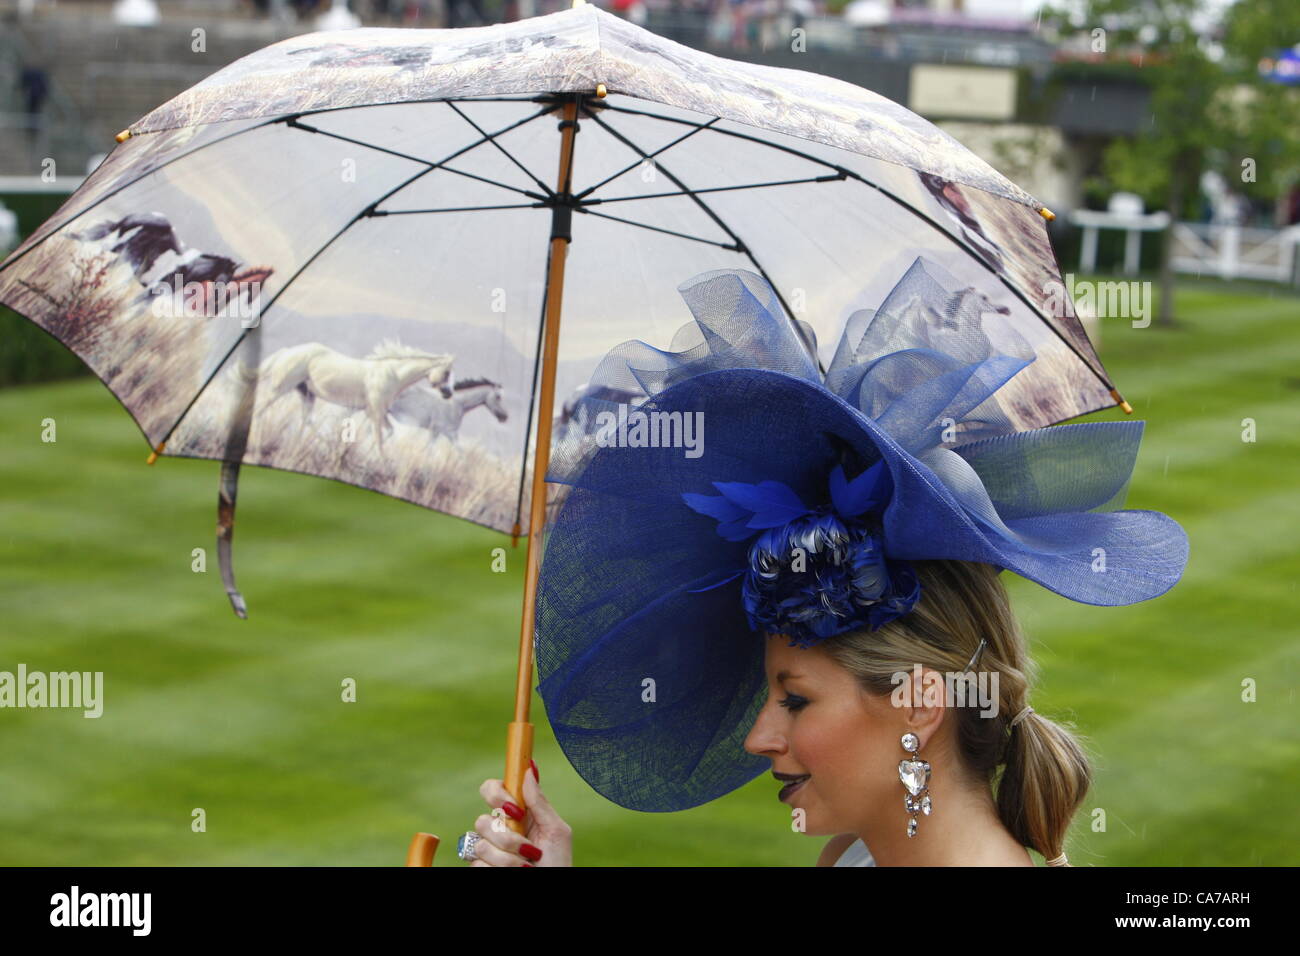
[389,376,508,441]
[235,339,455,453]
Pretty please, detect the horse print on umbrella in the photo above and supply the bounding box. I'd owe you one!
[69,211,273,316]
[234,339,455,453]
[553,382,647,444]
[388,375,508,441]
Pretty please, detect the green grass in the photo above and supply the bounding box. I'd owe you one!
[0,276,1296,865]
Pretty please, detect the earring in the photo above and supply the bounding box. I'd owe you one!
[899,732,932,838]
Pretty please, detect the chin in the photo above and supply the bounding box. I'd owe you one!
[790,798,835,837]
[798,818,840,838]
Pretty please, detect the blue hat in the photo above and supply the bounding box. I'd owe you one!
[536,256,1189,813]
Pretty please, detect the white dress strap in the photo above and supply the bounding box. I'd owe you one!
[833,838,876,867]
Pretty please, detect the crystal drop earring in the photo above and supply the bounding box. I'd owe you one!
[898,732,932,838]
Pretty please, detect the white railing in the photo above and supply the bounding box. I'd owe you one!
[1069,207,1172,276]
[1171,222,1300,283]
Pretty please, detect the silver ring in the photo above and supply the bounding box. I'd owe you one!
[456,830,481,862]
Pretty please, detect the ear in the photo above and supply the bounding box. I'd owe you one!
[900,666,949,746]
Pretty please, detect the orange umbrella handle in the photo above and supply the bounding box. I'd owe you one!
[502,721,535,836]
[406,833,439,867]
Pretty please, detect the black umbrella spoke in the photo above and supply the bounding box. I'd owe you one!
[441,96,561,103]
[151,209,370,449]
[576,207,743,251]
[0,113,290,278]
[281,94,561,125]
[286,107,556,205]
[582,173,846,206]
[445,100,556,199]
[434,163,551,201]
[595,101,849,177]
[584,108,824,373]
[573,116,721,201]
[376,203,542,215]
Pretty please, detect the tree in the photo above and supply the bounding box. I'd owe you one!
[1219,0,1300,225]
[1041,0,1229,326]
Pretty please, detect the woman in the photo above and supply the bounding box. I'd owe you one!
[467,558,1087,867]
[453,259,1185,866]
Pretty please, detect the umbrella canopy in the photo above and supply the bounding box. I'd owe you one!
[1,6,1121,551]
[0,3,1132,857]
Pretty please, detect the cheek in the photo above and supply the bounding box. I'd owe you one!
[791,704,887,797]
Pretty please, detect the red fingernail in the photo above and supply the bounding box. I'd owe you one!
[523,863,534,867]
[529,759,539,782]
[520,843,543,862]
[501,801,525,821]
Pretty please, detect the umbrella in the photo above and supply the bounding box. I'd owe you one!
[0,1,1132,864]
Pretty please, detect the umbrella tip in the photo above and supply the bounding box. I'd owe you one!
[1039,207,1055,221]
[116,129,132,143]
[146,441,166,465]
[1109,389,1133,414]
[596,83,607,98]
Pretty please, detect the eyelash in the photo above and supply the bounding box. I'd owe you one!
[779,695,808,712]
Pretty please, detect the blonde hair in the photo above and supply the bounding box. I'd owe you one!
[817,559,1092,864]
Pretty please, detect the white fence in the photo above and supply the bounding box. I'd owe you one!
[1170,223,1300,284]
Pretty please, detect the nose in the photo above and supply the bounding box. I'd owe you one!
[743,693,787,758]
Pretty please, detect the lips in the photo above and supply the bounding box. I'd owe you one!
[778,775,810,802]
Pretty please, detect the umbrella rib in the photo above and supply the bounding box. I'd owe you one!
[596,101,848,176]
[377,203,543,214]
[444,100,556,199]
[514,238,554,537]
[584,109,825,374]
[575,207,742,251]
[0,114,291,279]
[271,93,562,125]
[582,174,846,204]
[149,105,561,451]
[284,116,551,202]
[572,116,721,200]
[439,96,559,102]
[593,102,1113,389]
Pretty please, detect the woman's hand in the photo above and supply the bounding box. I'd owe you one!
[470,762,573,867]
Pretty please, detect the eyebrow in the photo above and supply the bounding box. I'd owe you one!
[776,671,803,682]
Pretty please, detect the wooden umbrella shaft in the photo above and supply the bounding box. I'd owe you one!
[407,90,591,865]
[502,95,580,835]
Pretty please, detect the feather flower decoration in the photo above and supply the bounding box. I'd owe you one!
[681,460,920,646]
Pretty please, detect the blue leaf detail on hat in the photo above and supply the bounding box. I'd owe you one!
[682,479,813,539]
[828,459,891,517]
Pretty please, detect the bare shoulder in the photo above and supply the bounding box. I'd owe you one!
[815,833,859,867]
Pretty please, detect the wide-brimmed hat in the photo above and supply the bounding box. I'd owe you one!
[534,256,1189,813]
